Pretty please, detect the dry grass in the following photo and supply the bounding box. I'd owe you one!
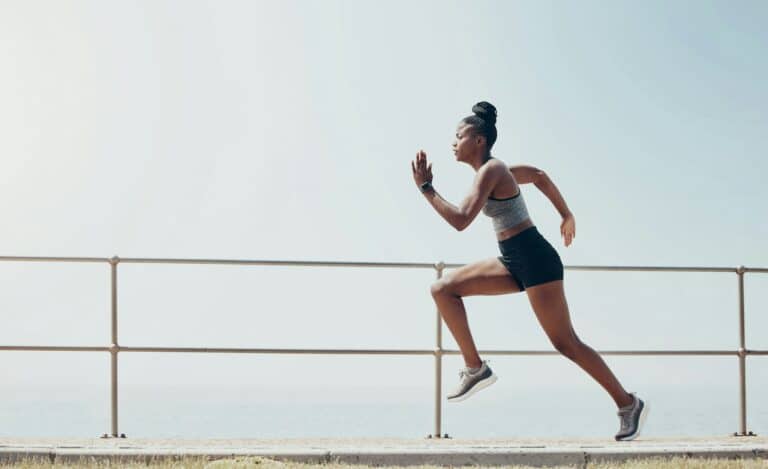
[0,455,766,469]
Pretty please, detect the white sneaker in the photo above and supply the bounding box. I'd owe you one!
[446,360,497,403]
[615,392,650,441]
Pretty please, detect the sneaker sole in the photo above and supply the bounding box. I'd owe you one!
[617,400,650,441]
[447,374,498,403]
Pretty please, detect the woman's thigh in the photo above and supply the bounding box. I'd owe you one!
[435,257,523,297]
[526,280,579,345]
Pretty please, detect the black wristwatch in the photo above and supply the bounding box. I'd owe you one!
[420,181,434,193]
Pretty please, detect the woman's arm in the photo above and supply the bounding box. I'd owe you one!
[511,165,576,247]
[510,165,572,218]
[420,188,466,231]
[412,150,501,231]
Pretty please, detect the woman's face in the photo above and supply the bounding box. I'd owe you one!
[452,123,479,162]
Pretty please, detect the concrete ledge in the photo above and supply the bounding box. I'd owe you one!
[0,437,766,467]
[328,449,585,467]
[54,449,333,465]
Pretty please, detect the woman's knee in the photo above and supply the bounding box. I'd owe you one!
[551,336,584,359]
[430,278,454,297]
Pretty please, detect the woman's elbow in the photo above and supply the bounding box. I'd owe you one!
[454,215,472,231]
[533,169,550,186]
[452,221,467,232]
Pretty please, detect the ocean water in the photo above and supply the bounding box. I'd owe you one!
[1,382,765,439]
[1,336,766,440]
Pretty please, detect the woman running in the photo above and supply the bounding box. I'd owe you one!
[410,101,649,441]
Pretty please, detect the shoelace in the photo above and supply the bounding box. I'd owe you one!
[617,408,634,431]
[458,360,489,381]
[617,397,637,431]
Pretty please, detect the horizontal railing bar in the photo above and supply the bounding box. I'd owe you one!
[446,350,743,356]
[3,345,764,356]
[0,346,109,352]
[120,258,439,269]
[565,265,737,273]
[121,346,436,354]
[107,260,768,274]
[0,256,766,274]
[0,256,109,263]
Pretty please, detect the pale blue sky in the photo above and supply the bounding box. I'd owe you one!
[0,0,766,438]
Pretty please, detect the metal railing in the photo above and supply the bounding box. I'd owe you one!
[0,255,765,438]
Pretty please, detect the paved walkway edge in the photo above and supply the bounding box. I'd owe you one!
[0,447,766,467]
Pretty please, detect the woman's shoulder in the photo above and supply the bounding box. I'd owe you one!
[489,156,507,164]
[482,156,505,167]
[487,157,519,196]
[486,157,510,174]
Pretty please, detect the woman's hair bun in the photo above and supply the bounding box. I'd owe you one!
[472,101,497,126]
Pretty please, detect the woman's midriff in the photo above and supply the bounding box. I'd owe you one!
[495,218,535,242]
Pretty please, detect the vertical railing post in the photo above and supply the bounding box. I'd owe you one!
[102,256,125,438]
[430,261,446,438]
[734,265,754,436]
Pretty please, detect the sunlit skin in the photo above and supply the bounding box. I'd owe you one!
[411,122,634,410]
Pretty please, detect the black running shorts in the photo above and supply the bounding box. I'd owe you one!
[497,225,564,291]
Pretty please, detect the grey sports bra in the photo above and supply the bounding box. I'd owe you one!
[482,190,531,233]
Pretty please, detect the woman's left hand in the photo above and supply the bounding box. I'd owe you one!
[411,149,433,187]
[561,213,576,247]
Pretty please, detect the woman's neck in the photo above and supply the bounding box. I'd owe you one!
[471,153,493,171]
